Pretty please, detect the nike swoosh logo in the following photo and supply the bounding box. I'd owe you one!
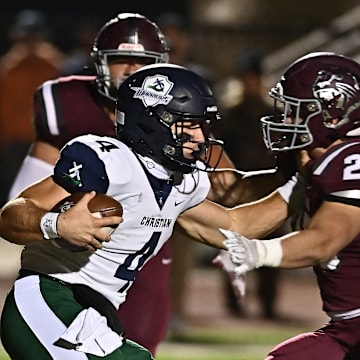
[161,258,172,265]
[175,200,185,206]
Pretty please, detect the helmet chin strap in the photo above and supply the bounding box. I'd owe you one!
[136,154,174,180]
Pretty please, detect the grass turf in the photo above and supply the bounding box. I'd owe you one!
[0,325,309,360]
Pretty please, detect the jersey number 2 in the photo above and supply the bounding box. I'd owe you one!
[343,154,360,180]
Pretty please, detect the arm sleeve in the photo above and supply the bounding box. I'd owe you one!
[8,155,54,199]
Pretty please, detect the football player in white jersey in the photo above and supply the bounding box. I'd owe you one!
[0,64,296,359]
[6,13,237,354]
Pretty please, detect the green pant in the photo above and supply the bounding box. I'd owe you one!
[0,275,153,359]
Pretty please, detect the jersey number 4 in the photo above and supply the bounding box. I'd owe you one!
[114,232,161,292]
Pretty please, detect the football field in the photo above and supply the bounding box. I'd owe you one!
[0,325,316,360]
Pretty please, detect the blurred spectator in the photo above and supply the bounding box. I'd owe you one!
[61,17,101,75]
[213,48,290,319]
[157,13,215,86]
[214,48,276,171]
[0,9,65,205]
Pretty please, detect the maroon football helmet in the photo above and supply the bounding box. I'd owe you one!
[261,52,360,151]
[91,13,169,100]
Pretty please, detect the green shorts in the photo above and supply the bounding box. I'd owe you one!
[0,275,153,360]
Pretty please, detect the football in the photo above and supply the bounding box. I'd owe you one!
[52,192,123,251]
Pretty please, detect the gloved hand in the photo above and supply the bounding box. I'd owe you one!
[219,228,283,275]
[219,229,260,275]
[212,249,246,303]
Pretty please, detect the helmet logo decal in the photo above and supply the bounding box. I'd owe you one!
[313,71,360,123]
[132,75,174,107]
[314,73,357,105]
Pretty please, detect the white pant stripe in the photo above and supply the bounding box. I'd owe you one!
[14,276,87,359]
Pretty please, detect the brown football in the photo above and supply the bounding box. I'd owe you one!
[52,192,123,251]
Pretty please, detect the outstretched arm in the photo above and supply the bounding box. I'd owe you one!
[222,200,360,273]
[177,183,290,249]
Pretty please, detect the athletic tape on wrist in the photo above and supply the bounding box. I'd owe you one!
[40,212,60,240]
[255,238,283,268]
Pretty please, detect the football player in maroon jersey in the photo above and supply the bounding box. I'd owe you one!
[8,13,172,356]
[222,52,360,360]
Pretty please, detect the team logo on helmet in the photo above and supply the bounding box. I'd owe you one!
[314,72,358,105]
[313,70,360,125]
[132,75,174,107]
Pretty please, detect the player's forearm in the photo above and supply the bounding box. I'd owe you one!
[229,191,289,239]
[273,229,342,268]
[280,213,358,268]
[222,227,341,275]
[0,198,48,244]
[177,201,228,249]
[176,218,227,249]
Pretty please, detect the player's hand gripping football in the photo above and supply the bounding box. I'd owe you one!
[56,192,123,251]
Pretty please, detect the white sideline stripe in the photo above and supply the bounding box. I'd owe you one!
[14,276,87,359]
[42,81,60,135]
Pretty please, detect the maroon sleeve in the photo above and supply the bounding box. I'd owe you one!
[308,139,360,313]
[33,75,117,150]
[310,140,360,209]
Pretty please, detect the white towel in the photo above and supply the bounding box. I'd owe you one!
[56,307,124,357]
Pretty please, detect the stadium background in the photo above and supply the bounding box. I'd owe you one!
[1,0,359,79]
[1,1,360,359]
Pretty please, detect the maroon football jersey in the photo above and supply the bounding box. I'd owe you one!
[307,139,360,313]
[33,75,117,149]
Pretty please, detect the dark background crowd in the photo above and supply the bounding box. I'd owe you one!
[1,0,359,78]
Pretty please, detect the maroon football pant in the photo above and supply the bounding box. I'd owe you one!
[266,316,360,360]
[116,241,172,356]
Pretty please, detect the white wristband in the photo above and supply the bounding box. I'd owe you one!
[255,238,283,267]
[277,174,299,204]
[40,212,60,240]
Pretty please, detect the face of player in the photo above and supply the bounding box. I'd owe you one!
[108,56,154,88]
[171,121,206,160]
[106,56,155,119]
[284,111,342,157]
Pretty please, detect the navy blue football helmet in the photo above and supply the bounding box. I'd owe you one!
[115,64,224,173]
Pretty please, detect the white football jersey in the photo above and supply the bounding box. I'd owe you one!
[21,134,210,308]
